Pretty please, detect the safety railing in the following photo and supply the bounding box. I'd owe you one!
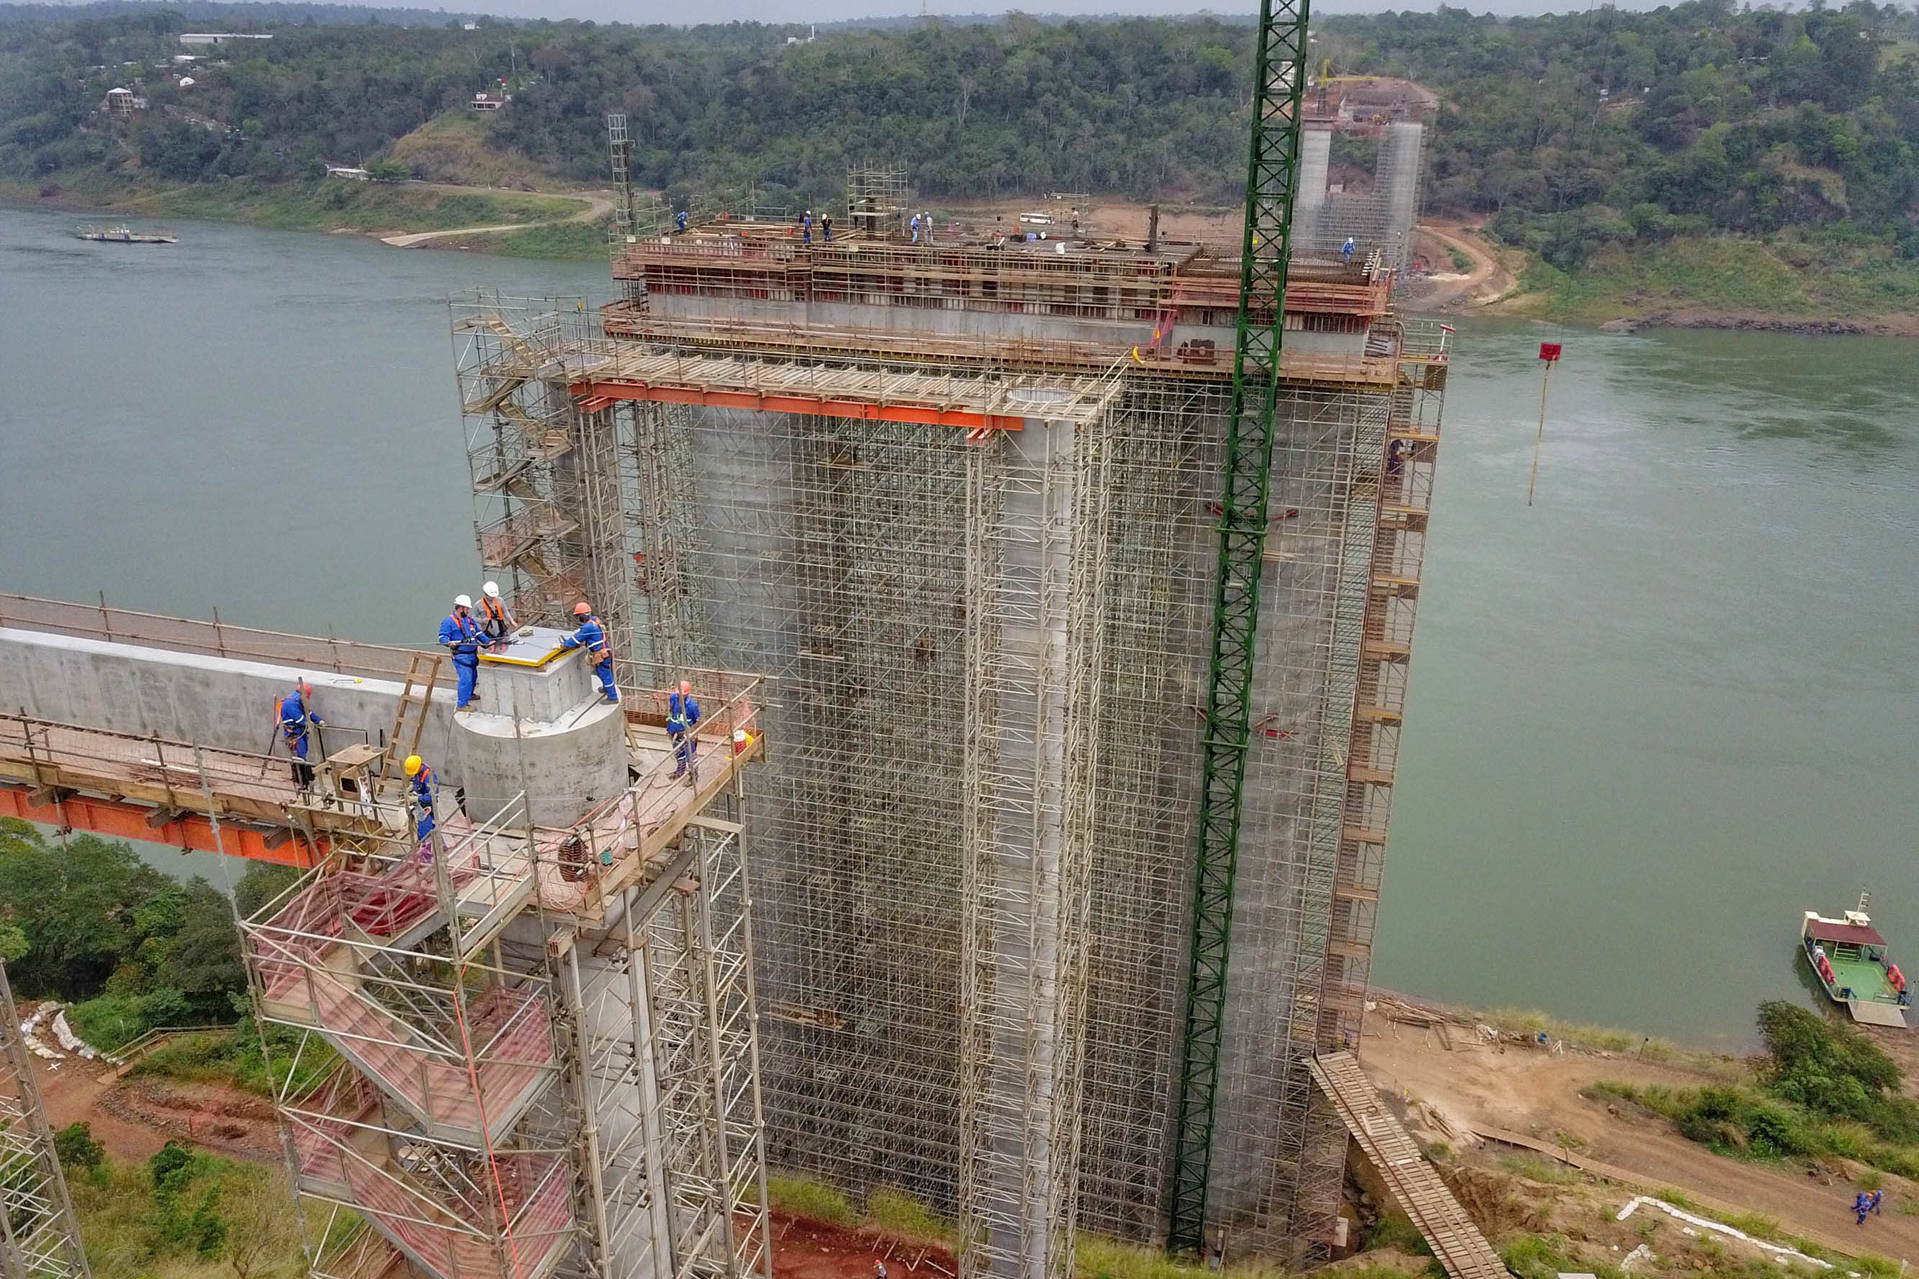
[1,711,297,814]
[0,592,432,679]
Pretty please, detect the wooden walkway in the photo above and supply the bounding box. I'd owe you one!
[1308,1051,1510,1279]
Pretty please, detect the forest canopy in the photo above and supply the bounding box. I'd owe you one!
[3,1,1918,268]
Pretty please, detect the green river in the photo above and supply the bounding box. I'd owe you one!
[2,205,1914,1046]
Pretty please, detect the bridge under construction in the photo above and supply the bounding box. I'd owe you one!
[0,28,1454,1279]
[440,107,1445,1277]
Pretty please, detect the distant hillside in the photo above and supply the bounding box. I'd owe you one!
[5,3,1919,317]
[0,0,497,27]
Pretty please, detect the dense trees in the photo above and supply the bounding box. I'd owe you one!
[3,2,1918,269]
[1327,1,1919,267]
[0,818,268,1049]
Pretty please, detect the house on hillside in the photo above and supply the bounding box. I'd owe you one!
[326,165,371,181]
[470,92,509,111]
[179,32,273,47]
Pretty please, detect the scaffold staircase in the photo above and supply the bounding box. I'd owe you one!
[248,863,573,1279]
[1306,1052,1509,1279]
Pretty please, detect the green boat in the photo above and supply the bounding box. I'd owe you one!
[1802,895,1909,1028]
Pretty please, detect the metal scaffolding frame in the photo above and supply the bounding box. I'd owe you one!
[445,163,1451,1275]
[0,962,90,1279]
[222,697,774,1279]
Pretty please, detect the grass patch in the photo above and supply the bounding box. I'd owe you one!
[760,1172,858,1228]
[1499,1233,1621,1279]
[1484,1007,1679,1057]
[68,1151,303,1279]
[129,1025,335,1098]
[1497,1154,1579,1185]
[864,1186,955,1247]
[458,216,612,260]
[1716,1209,1782,1241]
[1359,1209,1432,1257]
[1599,1076,1919,1179]
[150,178,587,233]
[1074,1236,1296,1279]
[385,109,565,188]
[1512,233,1919,324]
[7,170,587,237]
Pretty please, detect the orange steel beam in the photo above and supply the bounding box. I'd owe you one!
[1,783,321,868]
[569,379,1025,433]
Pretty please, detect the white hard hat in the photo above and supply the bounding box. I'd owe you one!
[482,581,500,598]
[454,594,473,609]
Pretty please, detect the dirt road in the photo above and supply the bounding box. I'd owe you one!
[380,183,610,248]
[1361,1016,1919,1261]
[1404,222,1516,310]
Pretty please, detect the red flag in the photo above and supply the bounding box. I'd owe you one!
[1539,342,1562,362]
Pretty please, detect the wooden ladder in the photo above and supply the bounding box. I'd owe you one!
[383,653,443,779]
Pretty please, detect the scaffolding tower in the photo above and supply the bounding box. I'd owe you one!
[448,147,1450,1274]
[0,962,90,1279]
[231,669,774,1279]
[845,165,910,240]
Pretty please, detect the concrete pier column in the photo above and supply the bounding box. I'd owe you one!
[1297,127,1333,254]
[456,627,630,827]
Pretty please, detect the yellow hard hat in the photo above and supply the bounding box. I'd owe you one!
[404,755,423,776]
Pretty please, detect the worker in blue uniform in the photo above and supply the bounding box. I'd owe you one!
[561,601,620,704]
[667,679,701,779]
[1342,236,1356,265]
[438,594,485,709]
[405,754,437,854]
[276,679,326,788]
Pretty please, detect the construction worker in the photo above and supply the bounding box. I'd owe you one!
[438,595,484,709]
[478,581,515,648]
[801,210,812,245]
[676,210,688,234]
[821,214,833,242]
[667,679,701,779]
[909,212,921,244]
[561,602,619,704]
[276,679,325,788]
[1342,235,1356,265]
[404,754,437,851]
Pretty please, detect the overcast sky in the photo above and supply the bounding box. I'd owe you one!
[17,0,1735,26]
[457,0,1678,19]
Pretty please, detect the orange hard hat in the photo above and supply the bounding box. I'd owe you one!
[574,602,592,616]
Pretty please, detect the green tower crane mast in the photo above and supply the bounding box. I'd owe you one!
[1166,0,1315,1256]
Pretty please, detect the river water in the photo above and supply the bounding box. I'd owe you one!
[2,204,1915,1044]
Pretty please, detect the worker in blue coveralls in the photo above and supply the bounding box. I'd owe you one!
[404,754,437,857]
[276,679,326,788]
[562,601,620,704]
[1342,235,1356,265]
[438,594,485,709]
[667,679,701,779]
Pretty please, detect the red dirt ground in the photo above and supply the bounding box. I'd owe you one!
[767,1213,956,1279]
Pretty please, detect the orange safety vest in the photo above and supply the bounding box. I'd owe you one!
[480,595,507,627]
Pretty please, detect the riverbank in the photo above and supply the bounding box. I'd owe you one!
[1,171,608,258]
[1484,233,1919,335]
[1362,990,1919,1271]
